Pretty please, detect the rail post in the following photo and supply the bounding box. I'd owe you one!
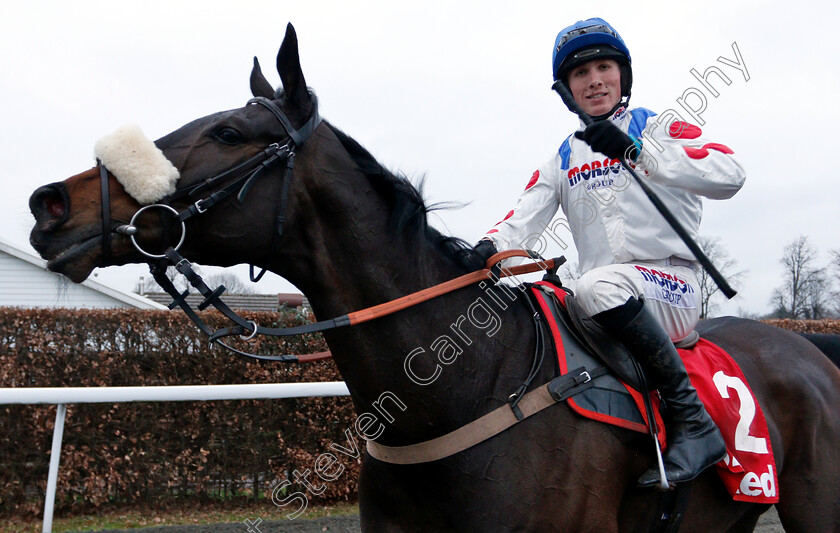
[43,403,66,533]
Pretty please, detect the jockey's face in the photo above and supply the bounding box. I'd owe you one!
[568,58,622,117]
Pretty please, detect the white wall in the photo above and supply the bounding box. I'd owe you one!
[0,239,165,310]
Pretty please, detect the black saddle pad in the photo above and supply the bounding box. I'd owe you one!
[529,281,665,441]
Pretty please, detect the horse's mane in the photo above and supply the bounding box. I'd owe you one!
[325,123,480,272]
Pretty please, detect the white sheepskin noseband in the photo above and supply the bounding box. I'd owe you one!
[93,124,180,205]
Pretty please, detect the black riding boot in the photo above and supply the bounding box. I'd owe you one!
[594,297,727,487]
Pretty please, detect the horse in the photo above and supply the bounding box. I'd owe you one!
[799,333,840,368]
[28,24,840,532]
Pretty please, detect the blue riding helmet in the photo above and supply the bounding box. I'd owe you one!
[552,18,633,103]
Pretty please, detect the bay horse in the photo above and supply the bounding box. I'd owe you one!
[28,24,840,532]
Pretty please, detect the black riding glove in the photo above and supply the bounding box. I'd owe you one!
[574,120,639,161]
[470,239,498,268]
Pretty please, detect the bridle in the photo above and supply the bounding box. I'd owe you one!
[99,96,320,258]
[97,95,563,362]
[96,95,325,360]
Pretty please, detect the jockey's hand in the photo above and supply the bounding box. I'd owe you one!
[470,239,498,269]
[574,120,639,161]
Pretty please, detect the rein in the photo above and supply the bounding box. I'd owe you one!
[150,247,562,361]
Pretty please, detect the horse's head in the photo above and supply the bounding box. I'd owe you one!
[29,24,321,283]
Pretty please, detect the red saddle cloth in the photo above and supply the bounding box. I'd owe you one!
[680,339,779,503]
[531,284,778,503]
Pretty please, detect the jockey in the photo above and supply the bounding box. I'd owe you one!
[473,18,745,487]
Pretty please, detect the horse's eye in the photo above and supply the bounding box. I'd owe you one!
[214,127,243,145]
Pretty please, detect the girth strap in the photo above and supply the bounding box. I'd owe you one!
[365,366,608,464]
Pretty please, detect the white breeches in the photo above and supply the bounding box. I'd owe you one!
[570,262,701,342]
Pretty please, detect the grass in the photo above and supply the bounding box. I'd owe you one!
[0,501,360,532]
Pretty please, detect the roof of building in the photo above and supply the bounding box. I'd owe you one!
[0,235,166,310]
[141,292,305,312]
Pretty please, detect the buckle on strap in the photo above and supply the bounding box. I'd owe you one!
[547,366,605,402]
[508,387,528,421]
[193,199,208,214]
[239,320,259,341]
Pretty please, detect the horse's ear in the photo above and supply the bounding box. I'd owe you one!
[276,23,310,110]
[250,57,275,98]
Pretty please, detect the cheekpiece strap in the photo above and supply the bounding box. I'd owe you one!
[99,162,112,263]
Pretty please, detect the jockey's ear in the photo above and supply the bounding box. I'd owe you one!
[276,23,310,112]
[250,57,275,99]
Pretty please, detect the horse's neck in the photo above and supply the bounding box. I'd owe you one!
[298,234,536,445]
[334,284,510,441]
[278,129,471,319]
[267,132,539,445]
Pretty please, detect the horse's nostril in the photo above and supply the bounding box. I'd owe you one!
[45,195,65,218]
[30,183,69,226]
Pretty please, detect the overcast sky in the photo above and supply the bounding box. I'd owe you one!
[1,0,838,317]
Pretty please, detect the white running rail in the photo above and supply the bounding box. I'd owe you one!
[0,382,351,532]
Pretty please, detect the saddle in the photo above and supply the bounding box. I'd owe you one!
[528,279,779,504]
[539,282,699,390]
[528,280,665,440]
